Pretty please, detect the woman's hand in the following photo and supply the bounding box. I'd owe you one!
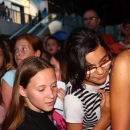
[100,91,110,121]
[93,89,110,130]
[57,88,66,102]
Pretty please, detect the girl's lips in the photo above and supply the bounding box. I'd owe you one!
[49,49,53,51]
[46,101,54,106]
[16,59,22,62]
[97,75,106,80]
[16,59,22,60]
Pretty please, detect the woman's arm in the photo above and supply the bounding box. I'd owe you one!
[67,123,82,130]
[1,79,12,111]
[110,51,130,130]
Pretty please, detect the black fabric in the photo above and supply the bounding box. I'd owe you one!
[17,107,57,130]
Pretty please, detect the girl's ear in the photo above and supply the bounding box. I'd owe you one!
[19,85,27,97]
[35,50,41,57]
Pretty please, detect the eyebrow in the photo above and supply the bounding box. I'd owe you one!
[15,45,27,47]
[36,80,57,88]
[51,81,57,86]
[87,54,108,66]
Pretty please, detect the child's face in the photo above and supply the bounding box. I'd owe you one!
[84,45,111,86]
[50,56,61,81]
[46,39,60,55]
[0,48,4,68]
[20,68,58,112]
[14,39,40,65]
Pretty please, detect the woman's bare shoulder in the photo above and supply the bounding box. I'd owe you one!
[114,50,130,65]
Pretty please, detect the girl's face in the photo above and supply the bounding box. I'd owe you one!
[84,45,111,86]
[20,68,58,112]
[0,48,4,68]
[50,57,61,81]
[46,39,60,55]
[14,39,40,65]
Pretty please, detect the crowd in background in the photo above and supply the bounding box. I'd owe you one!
[0,8,129,130]
[0,2,10,21]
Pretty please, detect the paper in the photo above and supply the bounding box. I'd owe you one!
[54,81,66,115]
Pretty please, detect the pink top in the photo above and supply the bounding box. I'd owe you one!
[52,110,66,130]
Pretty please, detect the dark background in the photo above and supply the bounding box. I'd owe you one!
[48,0,130,25]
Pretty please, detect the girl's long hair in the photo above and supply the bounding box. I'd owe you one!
[0,40,10,105]
[0,40,10,79]
[2,57,53,130]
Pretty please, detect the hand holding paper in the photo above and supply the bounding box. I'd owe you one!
[54,81,66,115]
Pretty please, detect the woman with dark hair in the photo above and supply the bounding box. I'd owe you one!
[63,27,112,130]
[110,44,130,130]
[50,52,68,130]
[2,57,58,130]
[1,34,42,110]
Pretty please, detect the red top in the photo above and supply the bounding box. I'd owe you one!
[101,34,115,46]
[110,42,124,54]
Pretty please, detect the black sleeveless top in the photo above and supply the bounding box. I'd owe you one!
[17,107,57,130]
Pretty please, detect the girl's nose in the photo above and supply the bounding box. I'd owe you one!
[96,67,104,74]
[48,88,55,98]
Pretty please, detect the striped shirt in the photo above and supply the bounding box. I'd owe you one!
[63,74,111,130]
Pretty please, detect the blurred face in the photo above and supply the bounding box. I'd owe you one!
[0,48,4,68]
[14,39,39,65]
[42,36,49,51]
[123,23,130,39]
[3,41,10,51]
[46,39,60,55]
[83,11,100,31]
[50,57,61,81]
[84,45,110,86]
[20,68,58,112]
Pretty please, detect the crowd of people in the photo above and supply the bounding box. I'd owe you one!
[0,8,129,130]
[0,2,10,21]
